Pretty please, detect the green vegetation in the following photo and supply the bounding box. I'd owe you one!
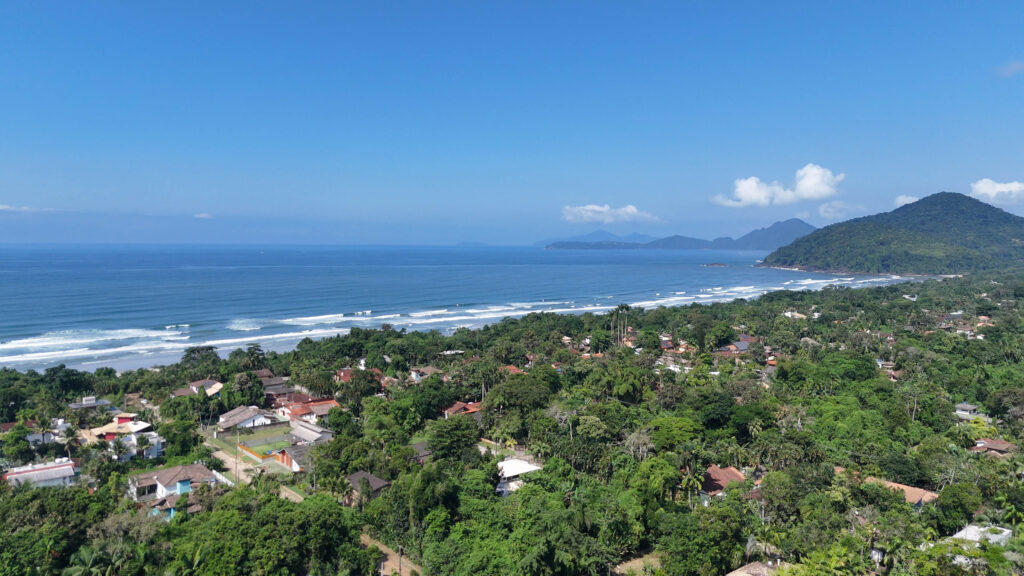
[763,192,1024,274]
[8,272,1024,574]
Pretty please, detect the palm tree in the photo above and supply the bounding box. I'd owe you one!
[164,544,204,576]
[680,469,702,510]
[62,546,109,576]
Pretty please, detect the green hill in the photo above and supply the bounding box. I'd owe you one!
[762,192,1024,274]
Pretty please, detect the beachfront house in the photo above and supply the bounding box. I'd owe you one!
[2,458,79,488]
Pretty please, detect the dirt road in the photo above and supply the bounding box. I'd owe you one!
[360,534,422,576]
[209,448,256,484]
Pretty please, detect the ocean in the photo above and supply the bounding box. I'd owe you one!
[0,245,905,372]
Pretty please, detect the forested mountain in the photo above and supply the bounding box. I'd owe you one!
[546,219,815,251]
[763,193,1024,274]
[727,218,816,250]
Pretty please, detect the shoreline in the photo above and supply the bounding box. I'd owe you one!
[6,274,918,375]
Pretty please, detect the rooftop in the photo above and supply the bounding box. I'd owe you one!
[498,458,542,478]
[347,470,390,492]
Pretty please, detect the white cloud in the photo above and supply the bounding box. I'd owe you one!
[0,204,34,212]
[998,61,1024,77]
[795,211,811,219]
[818,200,861,220]
[894,195,919,207]
[561,204,660,224]
[970,178,1024,204]
[194,213,213,219]
[711,163,845,207]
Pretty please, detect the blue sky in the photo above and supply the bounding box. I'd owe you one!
[1,2,1022,244]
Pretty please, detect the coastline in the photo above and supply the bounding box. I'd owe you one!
[45,274,918,374]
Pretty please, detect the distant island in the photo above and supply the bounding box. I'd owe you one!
[762,192,1024,274]
[545,218,816,251]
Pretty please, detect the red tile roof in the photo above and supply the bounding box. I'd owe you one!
[702,464,745,496]
[444,401,482,417]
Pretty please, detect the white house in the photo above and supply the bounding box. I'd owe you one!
[2,458,78,488]
[496,458,542,495]
[217,405,274,431]
[118,431,165,461]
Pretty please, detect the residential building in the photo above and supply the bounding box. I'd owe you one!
[970,438,1016,457]
[127,464,222,519]
[277,399,340,423]
[443,401,482,419]
[834,467,938,506]
[2,458,78,488]
[170,379,223,399]
[69,396,113,411]
[288,420,333,445]
[496,458,542,495]
[702,464,746,498]
[276,444,312,473]
[346,471,390,505]
[217,405,274,431]
[409,442,432,464]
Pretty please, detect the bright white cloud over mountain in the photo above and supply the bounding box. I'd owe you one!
[971,178,1024,204]
[712,164,845,208]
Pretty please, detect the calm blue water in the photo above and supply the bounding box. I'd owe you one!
[0,245,903,371]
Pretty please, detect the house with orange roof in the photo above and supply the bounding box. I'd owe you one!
[702,464,746,498]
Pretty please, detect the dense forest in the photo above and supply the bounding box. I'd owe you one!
[762,193,1024,274]
[6,271,1024,575]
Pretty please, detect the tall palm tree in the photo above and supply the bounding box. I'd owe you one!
[680,469,702,510]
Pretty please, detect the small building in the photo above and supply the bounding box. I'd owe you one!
[702,464,745,498]
[954,403,991,423]
[118,431,165,461]
[289,420,333,445]
[346,471,390,505]
[171,379,224,399]
[950,524,1013,546]
[496,458,542,495]
[409,366,444,383]
[409,442,432,464]
[970,438,1016,457]
[276,444,312,473]
[443,401,482,419]
[834,467,938,506]
[499,365,526,376]
[2,458,78,488]
[217,405,274,431]
[69,396,113,411]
